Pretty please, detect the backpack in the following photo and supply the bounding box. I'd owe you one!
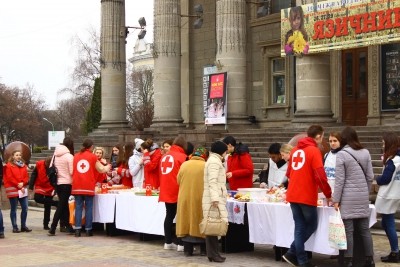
[47,155,58,188]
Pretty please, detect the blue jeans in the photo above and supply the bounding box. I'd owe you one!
[9,196,28,229]
[381,213,399,252]
[0,208,4,233]
[74,195,93,231]
[288,203,318,265]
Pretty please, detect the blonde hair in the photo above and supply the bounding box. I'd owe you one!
[93,147,105,157]
[280,144,293,154]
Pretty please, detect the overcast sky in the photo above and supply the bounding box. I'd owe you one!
[0,0,154,109]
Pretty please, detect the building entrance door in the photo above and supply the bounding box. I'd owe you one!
[342,48,368,126]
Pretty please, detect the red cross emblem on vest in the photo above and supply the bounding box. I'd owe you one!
[291,150,305,170]
[161,155,174,174]
[77,159,90,173]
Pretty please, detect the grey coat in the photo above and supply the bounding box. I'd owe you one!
[332,146,374,219]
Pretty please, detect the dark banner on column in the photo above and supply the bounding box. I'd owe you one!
[203,72,227,125]
[382,43,400,110]
[281,0,400,57]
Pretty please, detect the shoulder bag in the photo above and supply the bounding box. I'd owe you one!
[199,205,229,236]
[46,155,58,188]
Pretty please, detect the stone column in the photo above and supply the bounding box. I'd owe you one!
[216,0,249,125]
[292,55,335,124]
[152,0,183,128]
[99,0,129,129]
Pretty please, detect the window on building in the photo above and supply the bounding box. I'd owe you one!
[271,58,286,104]
[257,0,292,17]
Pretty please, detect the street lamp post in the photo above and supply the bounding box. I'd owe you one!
[43,118,55,132]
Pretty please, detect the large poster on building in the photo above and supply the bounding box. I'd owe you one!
[203,72,227,125]
[281,0,400,57]
[382,43,400,110]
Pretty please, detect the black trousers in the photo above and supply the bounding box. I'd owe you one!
[50,184,71,230]
[164,202,178,244]
[34,193,58,226]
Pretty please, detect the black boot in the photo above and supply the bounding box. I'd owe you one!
[48,227,56,236]
[183,242,193,256]
[200,243,206,256]
[75,229,81,237]
[86,230,93,237]
[381,252,399,263]
[364,256,375,267]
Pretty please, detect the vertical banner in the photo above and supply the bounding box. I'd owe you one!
[203,72,228,125]
[382,43,400,110]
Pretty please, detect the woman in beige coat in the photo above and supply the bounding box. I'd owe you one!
[176,147,209,256]
[202,141,228,263]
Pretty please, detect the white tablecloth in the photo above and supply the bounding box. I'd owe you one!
[93,194,117,223]
[246,202,377,255]
[115,193,166,235]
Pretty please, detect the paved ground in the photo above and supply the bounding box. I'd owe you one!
[0,207,398,267]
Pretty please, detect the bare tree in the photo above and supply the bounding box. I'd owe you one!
[59,27,101,110]
[54,27,101,136]
[126,67,154,131]
[0,84,46,153]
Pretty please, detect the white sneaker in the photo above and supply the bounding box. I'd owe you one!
[164,243,177,250]
[177,245,184,252]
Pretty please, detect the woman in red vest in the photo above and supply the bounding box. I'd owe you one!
[114,142,134,188]
[93,147,108,184]
[72,139,111,237]
[159,136,187,252]
[3,150,31,233]
[29,156,58,230]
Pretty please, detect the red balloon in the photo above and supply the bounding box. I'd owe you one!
[3,141,31,163]
[288,132,329,157]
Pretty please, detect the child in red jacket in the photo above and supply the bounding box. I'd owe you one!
[3,150,32,233]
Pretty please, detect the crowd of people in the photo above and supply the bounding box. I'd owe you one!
[0,125,399,266]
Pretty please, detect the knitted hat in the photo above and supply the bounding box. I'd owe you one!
[191,146,208,160]
[211,141,228,156]
[134,138,144,151]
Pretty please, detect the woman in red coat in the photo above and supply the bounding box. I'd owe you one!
[3,150,32,233]
[223,136,254,190]
[28,157,58,230]
[141,139,162,190]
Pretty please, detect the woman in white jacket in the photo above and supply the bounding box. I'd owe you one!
[375,132,400,263]
[202,141,228,263]
[128,138,145,188]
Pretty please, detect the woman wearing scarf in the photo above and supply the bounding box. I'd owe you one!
[176,146,209,256]
[3,150,31,233]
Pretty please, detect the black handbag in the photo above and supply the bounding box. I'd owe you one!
[46,155,58,188]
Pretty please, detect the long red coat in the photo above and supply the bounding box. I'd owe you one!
[3,162,29,198]
[158,145,187,203]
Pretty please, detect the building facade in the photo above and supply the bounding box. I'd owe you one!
[150,0,400,130]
